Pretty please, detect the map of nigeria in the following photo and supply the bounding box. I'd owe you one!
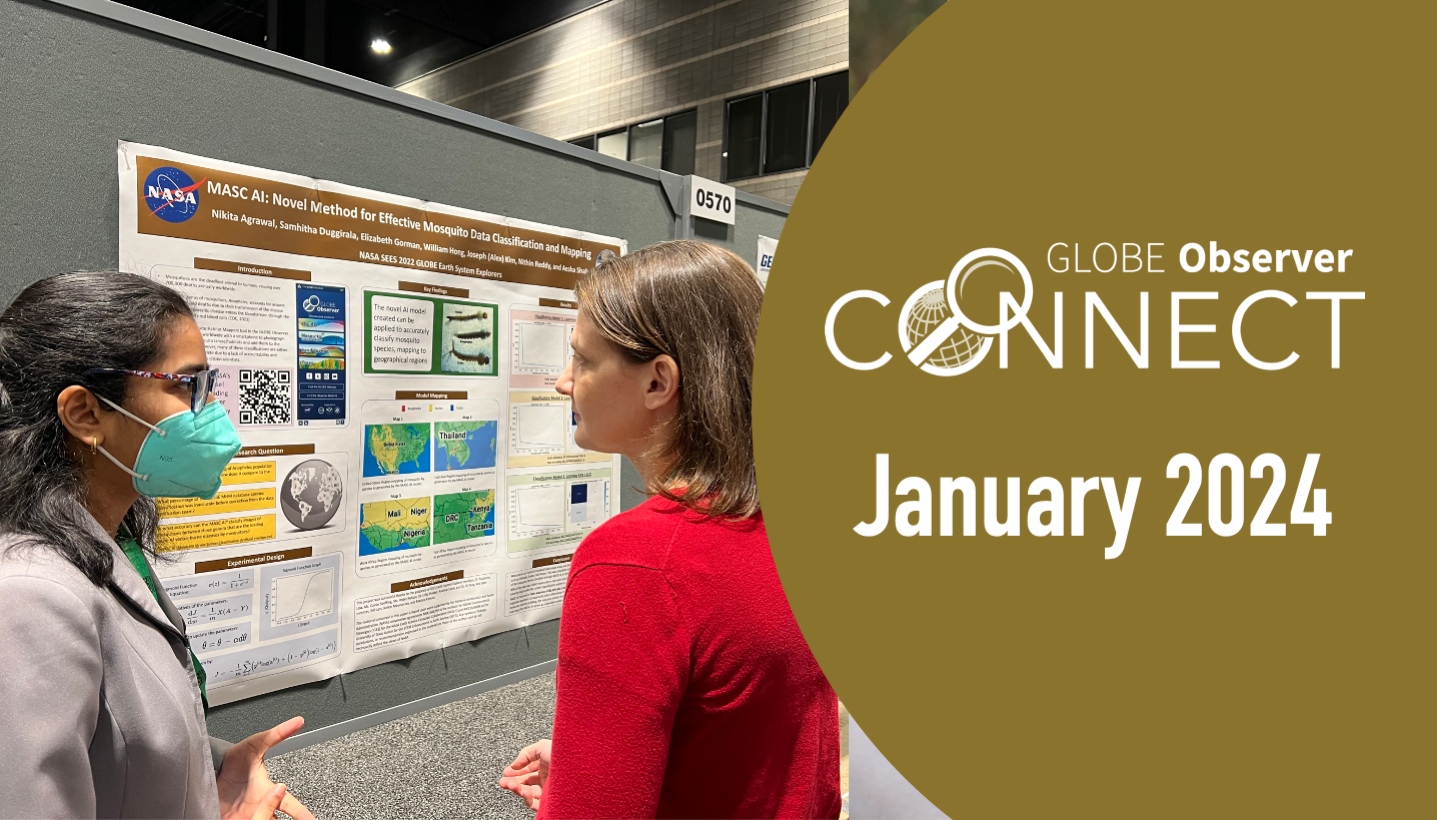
[359,498,432,555]
[363,423,431,477]
[435,421,498,471]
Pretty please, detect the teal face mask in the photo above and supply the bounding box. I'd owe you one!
[94,396,243,499]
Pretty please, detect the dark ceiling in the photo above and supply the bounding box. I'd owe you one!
[117,0,604,87]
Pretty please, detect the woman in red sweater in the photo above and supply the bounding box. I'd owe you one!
[498,241,841,819]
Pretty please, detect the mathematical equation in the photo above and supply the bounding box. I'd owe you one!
[202,628,341,684]
[161,568,254,600]
[174,593,253,628]
[190,623,251,654]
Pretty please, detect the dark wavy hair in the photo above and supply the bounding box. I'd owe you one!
[0,272,194,585]
[577,240,764,518]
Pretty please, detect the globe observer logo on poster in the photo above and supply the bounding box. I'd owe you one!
[301,292,344,318]
[143,165,205,223]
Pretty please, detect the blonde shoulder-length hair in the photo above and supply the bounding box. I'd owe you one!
[575,239,764,518]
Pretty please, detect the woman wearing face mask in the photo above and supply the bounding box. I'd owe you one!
[499,241,842,819]
[0,272,313,820]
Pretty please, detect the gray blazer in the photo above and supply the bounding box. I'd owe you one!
[0,514,232,819]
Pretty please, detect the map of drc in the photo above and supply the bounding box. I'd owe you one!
[359,498,432,555]
[434,490,495,544]
[363,423,431,477]
[435,421,498,471]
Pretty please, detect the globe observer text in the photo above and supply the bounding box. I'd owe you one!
[825,242,1363,373]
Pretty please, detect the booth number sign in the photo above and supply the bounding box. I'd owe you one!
[688,176,736,225]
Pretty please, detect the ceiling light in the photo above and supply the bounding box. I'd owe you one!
[371,38,392,55]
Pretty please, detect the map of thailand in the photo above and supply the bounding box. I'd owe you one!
[358,498,432,555]
[434,491,495,544]
[435,421,498,471]
[362,423,431,477]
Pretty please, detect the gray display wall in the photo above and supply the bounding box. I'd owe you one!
[0,0,786,746]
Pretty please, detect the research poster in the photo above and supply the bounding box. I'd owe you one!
[119,142,624,705]
[757,235,778,286]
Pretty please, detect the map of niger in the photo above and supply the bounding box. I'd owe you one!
[359,498,431,556]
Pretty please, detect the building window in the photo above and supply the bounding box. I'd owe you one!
[811,72,848,158]
[662,110,697,176]
[628,119,664,169]
[763,81,810,174]
[725,95,763,179]
[569,110,698,174]
[596,128,628,161]
[722,70,849,182]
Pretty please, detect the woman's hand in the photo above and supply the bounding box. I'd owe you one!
[250,784,291,820]
[499,739,552,812]
[217,716,316,820]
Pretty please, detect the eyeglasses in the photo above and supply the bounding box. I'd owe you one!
[84,368,220,414]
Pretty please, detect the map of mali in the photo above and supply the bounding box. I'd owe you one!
[366,423,430,476]
[359,498,432,555]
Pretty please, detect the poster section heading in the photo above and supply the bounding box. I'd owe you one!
[135,154,621,289]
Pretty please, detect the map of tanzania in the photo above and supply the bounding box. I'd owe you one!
[434,491,495,544]
[363,423,431,477]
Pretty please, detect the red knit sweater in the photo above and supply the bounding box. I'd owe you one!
[537,496,842,820]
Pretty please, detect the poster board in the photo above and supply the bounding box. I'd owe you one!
[119,142,625,706]
[757,235,778,286]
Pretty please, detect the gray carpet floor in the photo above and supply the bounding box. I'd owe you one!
[267,672,556,820]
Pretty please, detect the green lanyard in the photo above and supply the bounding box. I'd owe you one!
[117,529,209,712]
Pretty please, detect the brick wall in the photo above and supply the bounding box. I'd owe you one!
[397,0,847,205]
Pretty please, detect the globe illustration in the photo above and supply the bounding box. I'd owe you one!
[904,286,986,370]
[280,459,343,531]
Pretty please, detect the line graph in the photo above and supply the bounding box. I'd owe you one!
[516,485,564,529]
[519,323,566,368]
[270,568,335,626]
[515,404,566,448]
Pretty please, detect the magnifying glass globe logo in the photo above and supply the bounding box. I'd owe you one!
[897,248,1033,376]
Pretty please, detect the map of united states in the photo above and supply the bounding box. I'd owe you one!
[363,423,431,477]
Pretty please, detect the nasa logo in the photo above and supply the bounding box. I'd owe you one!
[143,166,205,223]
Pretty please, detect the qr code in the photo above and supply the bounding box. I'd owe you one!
[238,369,292,425]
